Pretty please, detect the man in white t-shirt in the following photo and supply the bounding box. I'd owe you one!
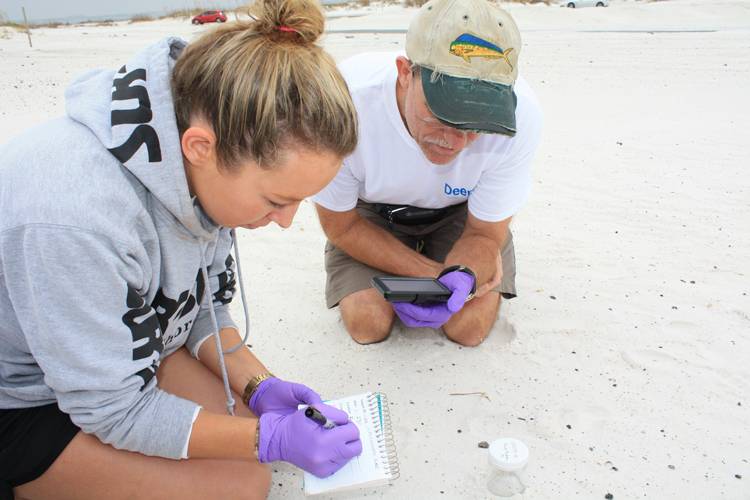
[313,0,542,346]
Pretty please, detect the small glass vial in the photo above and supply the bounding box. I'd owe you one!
[487,438,529,497]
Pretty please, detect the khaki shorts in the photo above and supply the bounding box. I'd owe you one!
[324,200,517,308]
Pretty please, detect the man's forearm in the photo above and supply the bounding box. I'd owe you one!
[445,231,506,285]
[333,217,442,277]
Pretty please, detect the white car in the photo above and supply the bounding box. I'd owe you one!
[563,0,609,7]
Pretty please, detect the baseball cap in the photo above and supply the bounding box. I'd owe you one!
[405,0,521,135]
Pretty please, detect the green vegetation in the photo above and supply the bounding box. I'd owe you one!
[128,14,154,23]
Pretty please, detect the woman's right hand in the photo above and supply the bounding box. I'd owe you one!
[249,377,323,416]
[257,404,362,478]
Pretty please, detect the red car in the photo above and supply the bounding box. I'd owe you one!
[192,10,227,24]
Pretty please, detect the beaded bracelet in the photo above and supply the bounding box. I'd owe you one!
[254,418,261,461]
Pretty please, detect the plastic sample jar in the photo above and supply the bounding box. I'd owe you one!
[487,438,529,497]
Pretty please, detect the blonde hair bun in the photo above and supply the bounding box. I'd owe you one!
[250,0,325,44]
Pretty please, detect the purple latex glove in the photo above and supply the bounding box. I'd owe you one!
[393,270,475,328]
[258,404,363,478]
[249,377,323,416]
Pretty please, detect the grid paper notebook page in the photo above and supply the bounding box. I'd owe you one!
[303,392,399,496]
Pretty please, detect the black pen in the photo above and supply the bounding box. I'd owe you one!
[304,406,336,429]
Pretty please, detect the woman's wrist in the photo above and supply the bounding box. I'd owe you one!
[242,372,275,407]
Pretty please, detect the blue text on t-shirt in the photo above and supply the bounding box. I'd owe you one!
[444,183,473,197]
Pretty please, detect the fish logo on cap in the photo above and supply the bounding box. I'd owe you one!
[449,33,514,70]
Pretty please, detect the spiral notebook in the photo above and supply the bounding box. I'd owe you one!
[303,392,400,496]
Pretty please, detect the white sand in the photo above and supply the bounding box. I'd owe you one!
[1,1,749,498]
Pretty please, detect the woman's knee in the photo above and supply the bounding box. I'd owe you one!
[214,462,272,500]
[148,460,273,500]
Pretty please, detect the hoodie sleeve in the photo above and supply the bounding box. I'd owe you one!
[185,228,238,358]
[1,225,199,459]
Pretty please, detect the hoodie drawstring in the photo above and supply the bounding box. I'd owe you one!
[224,229,252,354]
[199,229,252,416]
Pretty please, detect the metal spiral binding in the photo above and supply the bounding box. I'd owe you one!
[366,392,400,481]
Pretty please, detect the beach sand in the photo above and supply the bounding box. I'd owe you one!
[1,0,749,498]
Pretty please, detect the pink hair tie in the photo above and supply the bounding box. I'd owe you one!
[277,25,297,33]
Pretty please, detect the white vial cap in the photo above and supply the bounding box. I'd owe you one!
[488,438,529,472]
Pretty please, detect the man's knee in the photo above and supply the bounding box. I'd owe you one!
[444,321,491,347]
[343,311,393,345]
[340,290,394,344]
[443,293,501,347]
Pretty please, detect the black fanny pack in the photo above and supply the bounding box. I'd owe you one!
[373,203,460,226]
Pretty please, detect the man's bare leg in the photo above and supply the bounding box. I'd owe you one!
[443,292,502,347]
[14,348,271,500]
[339,288,395,344]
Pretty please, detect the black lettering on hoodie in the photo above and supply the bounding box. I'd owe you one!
[122,271,206,388]
[122,287,162,387]
[108,65,162,164]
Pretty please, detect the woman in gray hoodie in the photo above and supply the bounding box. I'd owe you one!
[0,0,362,498]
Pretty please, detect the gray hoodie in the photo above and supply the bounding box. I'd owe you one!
[0,37,238,459]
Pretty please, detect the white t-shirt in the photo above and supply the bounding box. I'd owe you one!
[313,52,543,223]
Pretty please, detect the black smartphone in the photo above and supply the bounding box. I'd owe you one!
[371,276,451,304]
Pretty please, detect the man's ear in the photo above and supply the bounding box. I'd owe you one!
[181,125,216,168]
[395,56,414,90]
